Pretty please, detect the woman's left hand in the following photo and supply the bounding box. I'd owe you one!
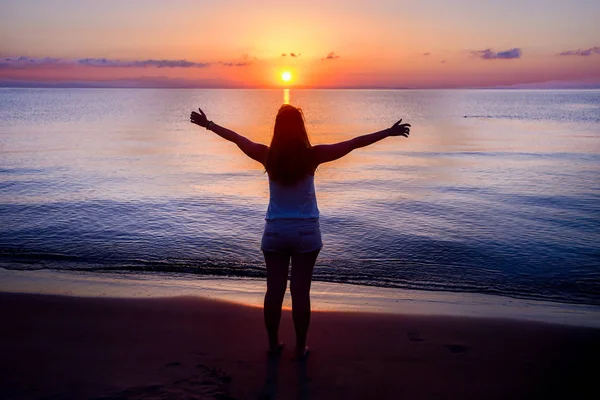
[388,119,411,138]
[190,108,209,128]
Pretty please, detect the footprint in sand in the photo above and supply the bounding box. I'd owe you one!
[444,344,469,354]
[196,364,233,383]
[165,361,182,367]
[407,330,425,342]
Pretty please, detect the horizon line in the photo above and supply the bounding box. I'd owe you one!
[1,79,600,90]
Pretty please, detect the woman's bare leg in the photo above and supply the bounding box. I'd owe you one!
[290,250,319,353]
[263,251,290,350]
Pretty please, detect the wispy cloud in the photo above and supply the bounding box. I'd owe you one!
[321,52,340,60]
[558,46,600,56]
[220,61,252,67]
[0,56,251,69]
[77,58,210,68]
[0,56,65,68]
[423,52,431,56]
[471,48,522,60]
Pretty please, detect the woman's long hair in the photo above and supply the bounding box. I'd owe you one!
[266,104,315,185]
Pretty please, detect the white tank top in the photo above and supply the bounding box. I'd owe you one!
[265,174,320,220]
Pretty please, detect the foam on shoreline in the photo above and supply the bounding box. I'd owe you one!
[1,267,599,327]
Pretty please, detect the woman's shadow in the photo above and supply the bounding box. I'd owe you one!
[260,352,310,399]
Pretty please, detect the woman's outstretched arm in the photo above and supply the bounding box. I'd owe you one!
[313,119,411,165]
[190,108,268,166]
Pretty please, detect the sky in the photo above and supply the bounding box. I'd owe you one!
[1,0,599,88]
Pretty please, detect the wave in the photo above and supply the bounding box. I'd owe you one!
[2,248,599,307]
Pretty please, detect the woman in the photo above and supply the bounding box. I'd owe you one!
[190,105,410,357]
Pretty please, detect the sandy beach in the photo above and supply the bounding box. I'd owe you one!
[1,292,598,400]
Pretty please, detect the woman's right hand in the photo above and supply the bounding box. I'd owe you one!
[388,119,411,138]
[190,108,209,128]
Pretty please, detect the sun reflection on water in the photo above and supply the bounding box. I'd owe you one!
[283,88,290,105]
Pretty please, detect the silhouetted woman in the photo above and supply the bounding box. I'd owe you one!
[190,105,410,357]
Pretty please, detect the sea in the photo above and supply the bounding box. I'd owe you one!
[1,88,599,307]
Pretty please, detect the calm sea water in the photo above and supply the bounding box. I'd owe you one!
[1,88,599,305]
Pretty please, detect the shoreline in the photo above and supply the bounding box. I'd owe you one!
[2,267,599,328]
[1,291,598,399]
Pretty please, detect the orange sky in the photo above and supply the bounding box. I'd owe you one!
[1,0,599,88]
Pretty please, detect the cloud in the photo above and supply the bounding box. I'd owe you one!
[281,53,287,56]
[471,48,522,60]
[0,76,259,89]
[77,58,210,68]
[0,56,251,69]
[558,46,600,56]
[220,61,253,67]
[0,56,65,68]
[423,52,430,56]
[322,52,340,60]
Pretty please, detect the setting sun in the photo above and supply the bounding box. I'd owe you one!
[281,71,292,82]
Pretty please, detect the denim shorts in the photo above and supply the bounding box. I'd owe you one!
[261,219,323,254]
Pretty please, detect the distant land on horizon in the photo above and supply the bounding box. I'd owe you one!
[1,77,600,90]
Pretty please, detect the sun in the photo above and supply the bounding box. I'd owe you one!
[281,71,292,82]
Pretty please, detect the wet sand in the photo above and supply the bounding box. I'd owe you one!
[1,292,598,399]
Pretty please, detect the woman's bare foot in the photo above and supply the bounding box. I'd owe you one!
[268,342,284,355]
[295,346,310,359]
